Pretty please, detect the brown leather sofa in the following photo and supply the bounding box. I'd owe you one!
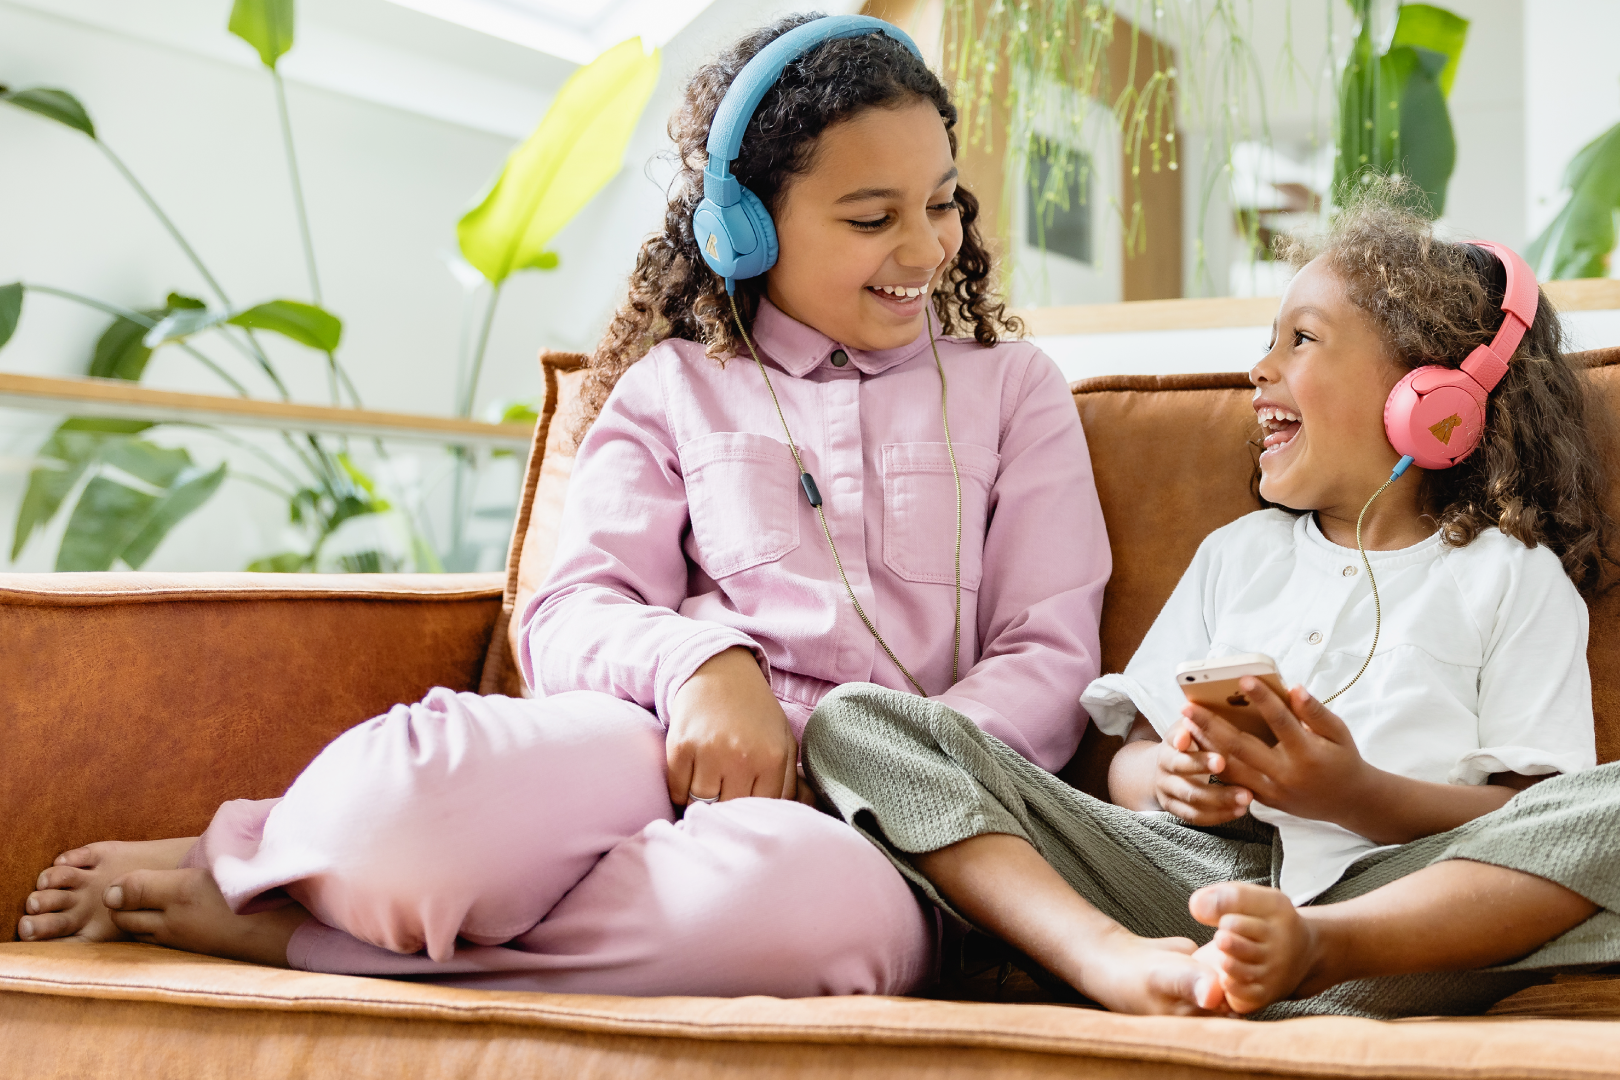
[4,346,1620,1079]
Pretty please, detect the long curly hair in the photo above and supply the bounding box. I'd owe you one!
[572,13,1020,443]
[1273,179,1617,594]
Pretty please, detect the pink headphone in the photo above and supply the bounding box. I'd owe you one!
[1383,240,1540,471]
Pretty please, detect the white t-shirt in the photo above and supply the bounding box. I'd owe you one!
[1081,509,1595,904]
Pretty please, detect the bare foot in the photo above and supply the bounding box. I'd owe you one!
[1069,926,1230,1016]
[105,868,307,967]
[19,838,197,944]
[1189,881,1328,1014]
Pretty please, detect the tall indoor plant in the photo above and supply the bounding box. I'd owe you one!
[1,0,659,572]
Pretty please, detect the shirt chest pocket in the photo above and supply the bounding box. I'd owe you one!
[679,431,802,578]
[882,442,1001,591]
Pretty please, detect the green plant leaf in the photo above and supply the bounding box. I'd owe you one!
[143,306,230,347]
[336,452,391,511]
[101,438,191,488]
[0,87,95,138]
[10,419,152,561]
[1389,4,1469,98]
[88,295,207,380]
[247,551,309,572]
[90,313,155,381]
[0,282,21,349]
[52,441,225,571]
[1387,45,1456,216]
[56,475,157,571]
[1334,5,1379,196]
[228,0,295,69]
[227,300,342,352]
[458,38,661,286]
[1335,3,1463,218]
[1527,121,1620,280]
[119,463,227,568]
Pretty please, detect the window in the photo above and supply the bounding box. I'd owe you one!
[1026,146,1093,266]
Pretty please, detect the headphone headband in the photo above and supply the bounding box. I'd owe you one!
[1383,239,1540,470]
[703,16,923,201]
[693,15,925,292]
[1460,240,1539,394]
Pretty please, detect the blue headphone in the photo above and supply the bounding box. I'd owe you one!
[692,15,924,294]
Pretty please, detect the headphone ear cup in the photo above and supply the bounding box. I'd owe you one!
[732,187,779,280]
[1384,365,1488,470]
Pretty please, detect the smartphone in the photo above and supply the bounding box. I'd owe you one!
[1174,653,1288,746]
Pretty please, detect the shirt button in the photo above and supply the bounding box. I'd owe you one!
[1342,565,1357,577]
[830,349,849,367]
[1308,632,1323,645]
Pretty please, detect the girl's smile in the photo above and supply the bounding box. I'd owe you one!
[1256,402,1303,458]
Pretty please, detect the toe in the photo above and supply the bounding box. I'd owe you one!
[1214,918,1271,961]
[25,889,76,915]
[55,845,101,869]
[106,868,185,912]
[37,865,88,891]
[17,912,77,941]
[1190,881,1288,925]
[1150,955,1226,1014]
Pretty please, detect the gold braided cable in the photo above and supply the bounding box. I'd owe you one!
[726,291,962,697]
[1321,474,1398,705]
[926,304,964,687]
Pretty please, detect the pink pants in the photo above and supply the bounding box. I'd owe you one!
[187,687,935,997]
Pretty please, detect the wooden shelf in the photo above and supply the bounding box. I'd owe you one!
[1016,278,1620,338]
[0,373,535,450]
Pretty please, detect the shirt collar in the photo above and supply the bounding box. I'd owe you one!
[749,296,935,377]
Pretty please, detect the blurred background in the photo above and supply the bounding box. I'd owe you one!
[3,0,1619,574]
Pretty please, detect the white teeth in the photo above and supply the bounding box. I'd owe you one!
[1256,406,1302,427]
[874,284,926,298]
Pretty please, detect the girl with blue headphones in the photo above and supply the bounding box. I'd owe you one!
[19,14,1113,1001]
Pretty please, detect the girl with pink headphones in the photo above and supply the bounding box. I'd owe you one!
[805,181,1620,1018]
[17,15,1111,999]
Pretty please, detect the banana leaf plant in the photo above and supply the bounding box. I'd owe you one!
[3,0,661,573]
[1527,120,1620,280]
[0,0,393,572]
[1335,1,1469,217]
[443,35,661,566]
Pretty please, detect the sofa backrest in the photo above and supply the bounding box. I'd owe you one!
[486,347,1620,776]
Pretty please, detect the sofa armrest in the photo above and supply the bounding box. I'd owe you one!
[0,572,504,940]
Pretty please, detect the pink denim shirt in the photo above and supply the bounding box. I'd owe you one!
[519,299,1110,771]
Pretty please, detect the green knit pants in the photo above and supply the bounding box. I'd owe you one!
[800,683,1620,1020]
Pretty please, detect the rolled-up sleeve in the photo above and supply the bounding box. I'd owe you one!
[1450,549,1595,785]
[518,355,760,725]
[934,352,1111,772]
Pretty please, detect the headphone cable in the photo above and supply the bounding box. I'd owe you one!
[727,293,962,696]
[1321,455,1414,705]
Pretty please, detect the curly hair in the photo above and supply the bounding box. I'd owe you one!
[1272,178,1617,594]
[572,13,1021,444]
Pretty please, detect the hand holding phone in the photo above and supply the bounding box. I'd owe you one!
[1175,653,1288,747]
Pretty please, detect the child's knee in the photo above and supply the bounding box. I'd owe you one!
[261,690,675,956]
[646,799,933,994]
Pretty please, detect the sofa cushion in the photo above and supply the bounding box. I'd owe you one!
[479,351,586,698]
[2,941,1619,1080]
[0,572,504,942]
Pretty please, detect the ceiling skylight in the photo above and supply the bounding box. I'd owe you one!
[381,0,719,63]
